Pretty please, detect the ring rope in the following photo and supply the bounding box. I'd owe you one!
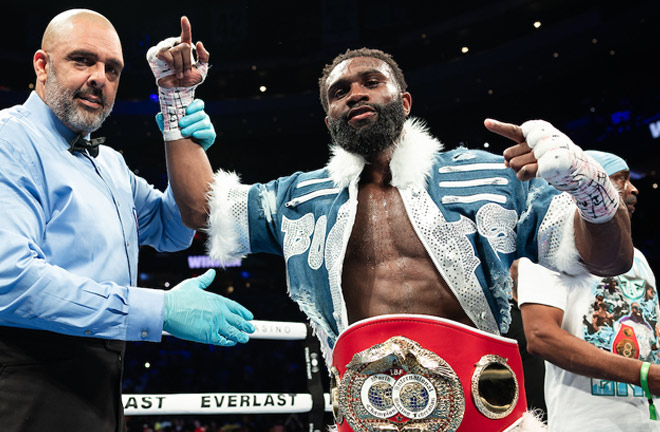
[123,392,331,415]
[249,320,309,340]
[161,320,309,341]
[124,320,329,416]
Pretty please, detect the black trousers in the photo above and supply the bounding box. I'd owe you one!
[0,326,126,432]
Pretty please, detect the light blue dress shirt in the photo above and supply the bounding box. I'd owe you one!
[0,92,194,342]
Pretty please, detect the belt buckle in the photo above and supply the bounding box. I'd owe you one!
[332,336,465,432]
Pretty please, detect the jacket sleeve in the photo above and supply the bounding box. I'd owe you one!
[515,176,583,275]
[205,169,301,265]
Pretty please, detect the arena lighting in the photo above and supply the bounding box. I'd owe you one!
[649,120,660,139]
[611,110,632,125]
[630,171,643,181]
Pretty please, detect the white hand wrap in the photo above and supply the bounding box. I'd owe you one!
[146,37,209,141]
[522,120,620,224]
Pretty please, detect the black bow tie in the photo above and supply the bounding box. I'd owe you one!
[69,135,106,158]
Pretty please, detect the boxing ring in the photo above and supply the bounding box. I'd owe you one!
[123,320,331,420]
[122,315,539,432]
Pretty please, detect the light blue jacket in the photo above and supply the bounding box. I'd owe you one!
[207,118,578,358]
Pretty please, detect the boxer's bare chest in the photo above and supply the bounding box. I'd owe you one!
[341,182,473,327]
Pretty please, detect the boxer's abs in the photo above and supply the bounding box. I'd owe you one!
[341,184,473,328]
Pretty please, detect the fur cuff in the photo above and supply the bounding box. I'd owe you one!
[204,169,250,266]
[514,410,548,431]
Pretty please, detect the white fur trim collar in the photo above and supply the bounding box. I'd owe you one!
[326,117,443,189]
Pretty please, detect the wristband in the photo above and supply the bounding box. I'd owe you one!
[555,153,620,224]
[641,361,657,420]
[158,86,197,141]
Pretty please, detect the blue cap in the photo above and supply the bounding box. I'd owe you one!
[585,150,629,176]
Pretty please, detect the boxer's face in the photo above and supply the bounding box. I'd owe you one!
[40,18,123,133]
[324,57,410,130]
[323,57,411,156]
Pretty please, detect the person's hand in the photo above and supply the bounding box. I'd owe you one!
[163,269,255,346]
[156,99,216,150]
[148,16,210,88]
[146,17,209,141]
[485,118,619,223]
[486,118,591,186]
[484,118,537,181]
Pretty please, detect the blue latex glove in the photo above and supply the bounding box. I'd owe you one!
[163,269,255,346]
[155,99,216,151]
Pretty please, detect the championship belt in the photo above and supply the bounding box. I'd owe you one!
[331,314,527,432]
[612,324,640,359]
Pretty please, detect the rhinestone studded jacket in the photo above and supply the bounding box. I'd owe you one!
[206,118,579,362]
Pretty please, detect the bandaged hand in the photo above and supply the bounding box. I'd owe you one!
[147,16,209,141]
[156,99,216,151]
[163,269,255,346]
[521,120,619,223]
[485,118,620,224]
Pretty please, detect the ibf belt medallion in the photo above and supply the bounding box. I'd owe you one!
[333,336,465,432]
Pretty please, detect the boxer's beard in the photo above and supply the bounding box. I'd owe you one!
[44,63,113,134]
[327,97,406,157]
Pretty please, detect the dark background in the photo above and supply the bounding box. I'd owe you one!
[2,1,659,430]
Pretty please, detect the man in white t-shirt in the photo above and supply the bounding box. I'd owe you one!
[517,150,660,431]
